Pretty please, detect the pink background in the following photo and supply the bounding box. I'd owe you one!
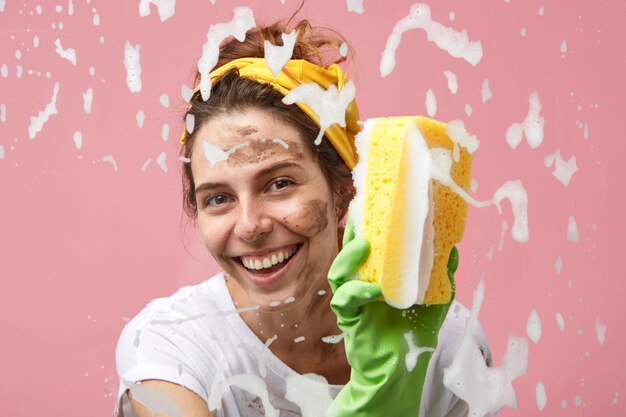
[1,0,625,415]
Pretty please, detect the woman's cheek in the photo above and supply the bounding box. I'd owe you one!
[280,199,330,237]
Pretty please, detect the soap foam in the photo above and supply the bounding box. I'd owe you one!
[446,119,480,154]
[425,88,437,117]
[73,131,82,149]
[403,332,435,372]
[380,3,483,77]
[208,361,278,417]
[506,92,544,149]
[124,42,142,93]
[346,0,364,14]
[197,7,256,101]
[443,70,458,94]
[28,81,60,140]
[555,312,565,332]
[156,152,167,172]
[185,114,195,135]
[54,38,76,65]
[136,110,145,128]
[282,80,355,145]
[526,309,541,343]
[443,278,528,416]
[161,123,169,141]
[481,78,492,103]
[264,29,297,77]
[138,0,176,22]
[535,382,547,411]
[555,256,563,274]
[0,103,6,122]
[102,155,118,172]
[181,83,193,102]
[123,379,181,417]
[159,93,170,107]
[82,88,93,114]
[202,139,250,169]
[285,373,334,417]
[567,215,579,242]
[595,318,607,345]
[544,148,577,187]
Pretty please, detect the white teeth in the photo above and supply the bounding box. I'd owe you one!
[241,246,298,271]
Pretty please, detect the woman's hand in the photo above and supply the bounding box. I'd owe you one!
[327,215,457,417]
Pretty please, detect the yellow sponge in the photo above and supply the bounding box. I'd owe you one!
[350,116,472,308]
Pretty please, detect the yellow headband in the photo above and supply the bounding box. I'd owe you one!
[181,58,360,170]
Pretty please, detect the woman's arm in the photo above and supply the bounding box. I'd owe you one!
[127,380,214,417]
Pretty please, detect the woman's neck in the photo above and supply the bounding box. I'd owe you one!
[225,275,350,384]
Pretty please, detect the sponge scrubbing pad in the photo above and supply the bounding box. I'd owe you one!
[349,116,472,308]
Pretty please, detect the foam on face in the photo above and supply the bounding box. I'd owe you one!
[444,70,458,94]
[197,7,256,101]
[138,0,176,22]
[124,41,142,93]
[202,139,250,169]
[443,278,529,416]
[544,148,578,187]
[263,29,297,77]
[526,309,542,343]
[82,88,93,114]
[282,80,355,145]
[380,3,483,77]
[425,88,437,117]
[28,81,60,140]
[54,38,76,65]
[123,379,181,417]
[321,333,344,344]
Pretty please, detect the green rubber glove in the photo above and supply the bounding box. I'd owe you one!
[328,215,457,417]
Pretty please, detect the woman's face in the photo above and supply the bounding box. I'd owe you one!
[190,108,340,308]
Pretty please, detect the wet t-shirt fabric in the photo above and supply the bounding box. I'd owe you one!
[115,273,492,417]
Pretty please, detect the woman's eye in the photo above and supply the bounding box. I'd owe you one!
[269,179,293,191]
[205,194,230,207]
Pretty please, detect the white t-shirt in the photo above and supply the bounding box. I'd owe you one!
[116,273,491,417]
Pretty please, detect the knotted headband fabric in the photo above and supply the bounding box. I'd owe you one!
[181,57,360,170]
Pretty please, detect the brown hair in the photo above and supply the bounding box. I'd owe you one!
[180,19,356,222]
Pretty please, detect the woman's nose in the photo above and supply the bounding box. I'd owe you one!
[233,198,274,242]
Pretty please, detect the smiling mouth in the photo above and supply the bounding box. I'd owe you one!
[235,243,303,275]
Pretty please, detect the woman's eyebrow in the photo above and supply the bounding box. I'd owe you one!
[194,160,305,194]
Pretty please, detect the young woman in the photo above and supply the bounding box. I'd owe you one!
[116,19,491,417]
